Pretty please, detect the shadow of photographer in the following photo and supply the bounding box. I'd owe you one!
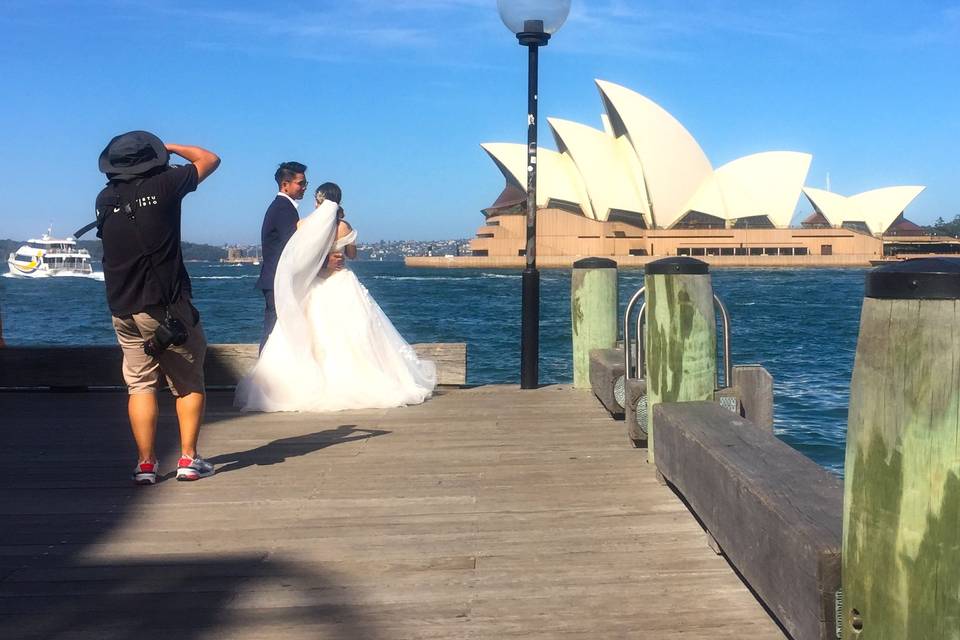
[0,392,391,640]
[1,553,387,640]
[208,425,391,476]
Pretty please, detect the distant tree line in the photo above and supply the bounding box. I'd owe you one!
[923,215,960,237]
[0,239,227,262]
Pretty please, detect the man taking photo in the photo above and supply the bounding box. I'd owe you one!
[95,131,220,485]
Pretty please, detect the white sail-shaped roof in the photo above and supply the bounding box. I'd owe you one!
[717,152,812,227]
[803,185,925,234]
[481,143,525,190]
[547,117,650,224]
[596,79,714,228]
[480,143,589,215]
[682,175,729,221]
[802,187,852,224]
[481,79,925,234]
[682,152,812,227]
[849,186,926,235]
[612,134,653,221]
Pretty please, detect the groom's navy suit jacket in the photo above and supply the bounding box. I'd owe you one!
[255,195,299,291]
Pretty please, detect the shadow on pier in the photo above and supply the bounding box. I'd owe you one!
[209,425,390,476]
[0,391,386,640]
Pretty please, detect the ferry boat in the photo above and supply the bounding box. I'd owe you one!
[7,231,95,278]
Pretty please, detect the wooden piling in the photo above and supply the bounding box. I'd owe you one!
[644,257,717,464]
[842,258,960,639]
[571,258,618,389]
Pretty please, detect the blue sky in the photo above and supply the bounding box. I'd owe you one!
[1,0,958,244]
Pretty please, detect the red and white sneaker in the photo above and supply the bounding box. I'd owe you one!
[133,460,158,485]
[176,455,215,481]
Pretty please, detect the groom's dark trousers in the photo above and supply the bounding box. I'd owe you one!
[255,195,299,353]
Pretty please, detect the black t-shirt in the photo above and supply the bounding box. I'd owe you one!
[96,164,199,316]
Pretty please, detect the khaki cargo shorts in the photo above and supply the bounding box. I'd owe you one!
[111,297,207,396]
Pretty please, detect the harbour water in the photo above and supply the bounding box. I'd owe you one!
[1,262,865,474]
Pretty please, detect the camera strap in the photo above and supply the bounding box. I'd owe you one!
[78,185,130,239]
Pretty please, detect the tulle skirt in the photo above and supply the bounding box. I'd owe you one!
[235,269,436,412]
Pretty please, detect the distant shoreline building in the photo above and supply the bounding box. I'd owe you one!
[408,80,956,268]
[220,246,260,265]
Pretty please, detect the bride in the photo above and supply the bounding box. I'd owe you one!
[235,182,436,412]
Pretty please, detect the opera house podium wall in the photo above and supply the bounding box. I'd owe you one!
[406,208,886,268]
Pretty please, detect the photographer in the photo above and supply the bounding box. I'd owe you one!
[95,131,220,485]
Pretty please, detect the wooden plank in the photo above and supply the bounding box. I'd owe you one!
[653,401,842,640]
[409,342,467,386]
[0,387,784,639]
[731,364,774,431]
[588,347,624,418]
[0,342,466,388]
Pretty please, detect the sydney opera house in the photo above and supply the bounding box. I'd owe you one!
[410,79,951,268]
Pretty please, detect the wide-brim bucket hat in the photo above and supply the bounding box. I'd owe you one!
[98,130,169,178]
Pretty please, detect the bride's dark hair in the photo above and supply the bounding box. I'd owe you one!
[314,182,342,206]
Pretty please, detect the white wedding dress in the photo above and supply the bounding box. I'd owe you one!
[235,200,436,412]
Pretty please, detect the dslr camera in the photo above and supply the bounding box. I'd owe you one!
[144,313,189,357]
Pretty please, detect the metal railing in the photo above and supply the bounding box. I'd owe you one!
[713,294,732,389]
[623,286,645,381]
[621,286,732,390]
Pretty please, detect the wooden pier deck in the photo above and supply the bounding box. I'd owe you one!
[0,385,785,639]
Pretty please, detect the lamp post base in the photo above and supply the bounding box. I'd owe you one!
[520,267,540,389]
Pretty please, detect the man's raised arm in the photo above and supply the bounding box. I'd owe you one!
[165,143,221,182]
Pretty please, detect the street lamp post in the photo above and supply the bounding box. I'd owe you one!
[497,0,571,389]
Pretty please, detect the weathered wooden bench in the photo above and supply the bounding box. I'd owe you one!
[653,401,842,640]
[590,344,775,448]
[0,343,467,389]
[588,347,625,419]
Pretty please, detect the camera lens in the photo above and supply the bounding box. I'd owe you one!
[143,317,188,357]
[168,318,188,346]
[143,339,161,358]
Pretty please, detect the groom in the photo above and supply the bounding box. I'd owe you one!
[256,161,307,353]
[255,162,343,352]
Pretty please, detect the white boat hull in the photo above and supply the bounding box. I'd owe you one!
[7,232,99,279]
[6,261,98,278]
